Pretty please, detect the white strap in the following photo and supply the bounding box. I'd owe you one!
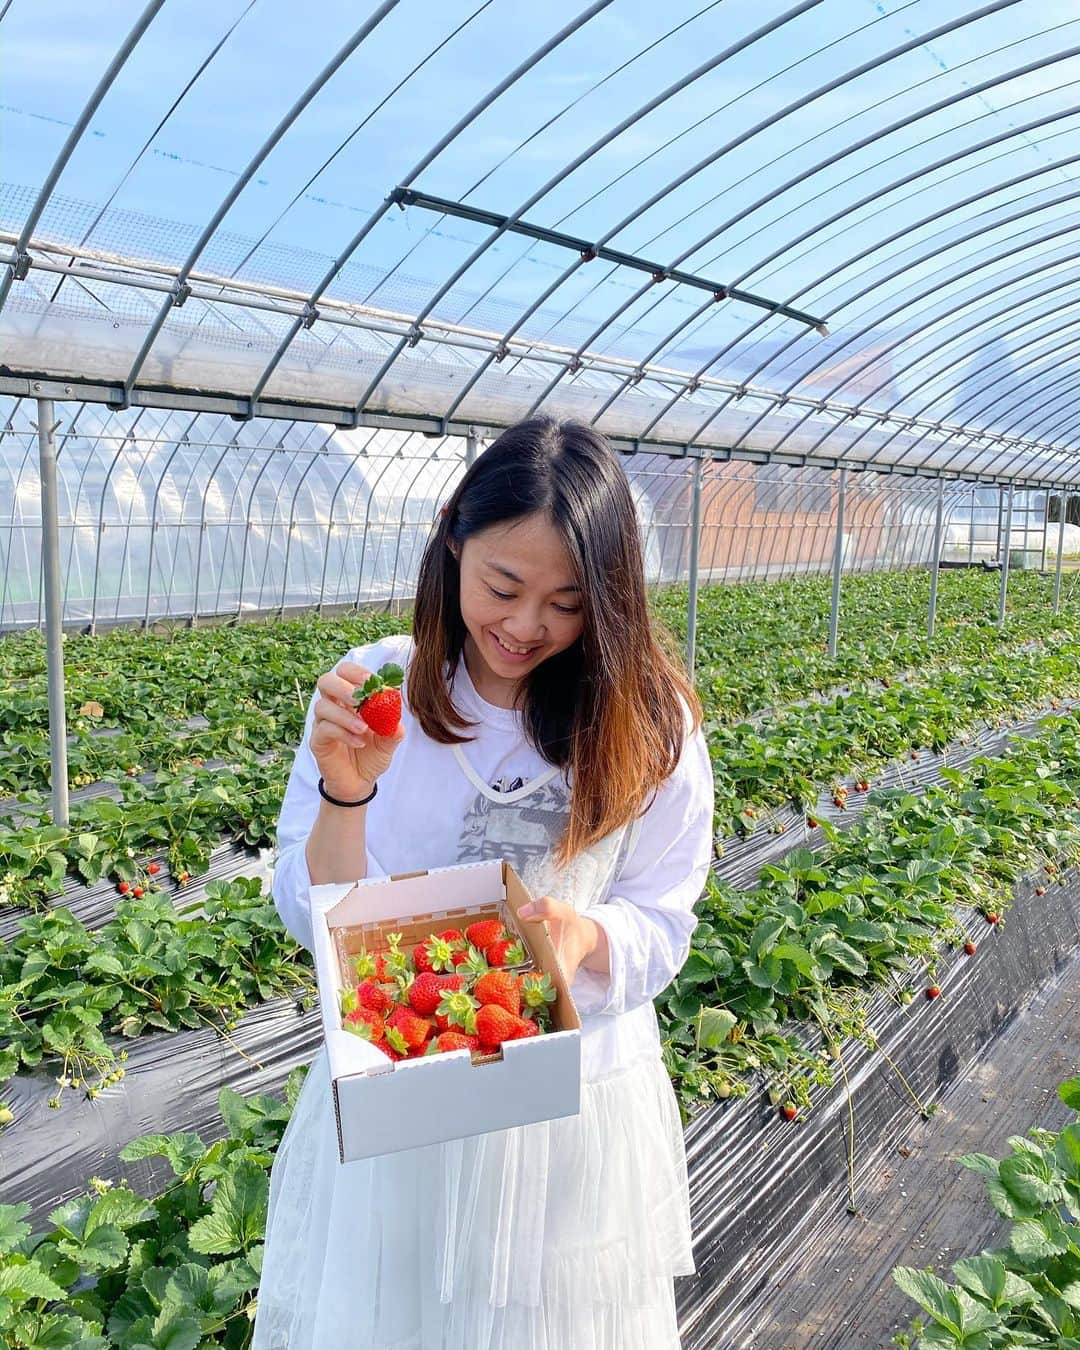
[450,742,560,803]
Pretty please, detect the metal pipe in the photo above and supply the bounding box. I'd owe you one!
[828,468,847,658]
[998,483,1015,625]
[928,476,945,639]
[686,454,704,674]
[36,398,69,825]
[1054,487,1068,614]
[466,426,481,469]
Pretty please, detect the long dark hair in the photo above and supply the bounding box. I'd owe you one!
[408,417,701,865]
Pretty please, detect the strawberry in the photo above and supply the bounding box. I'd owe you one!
[437,928,464,943]
[375,1035,405,1062]
[146,861,160,875]
[1035,885,1046,896]
[475,1004,527,1051]
[474,970,521,1017]
[436,1031,479,1054]
[465,918,505,950]
[926,985,941,999]
[117,881,130,894]
[986,912,999,924]
[344,1007,384,1041]
[356,979,392,1015]
[412,939,437,974]
[487,937,527,968]
[354,950,389,980]
[408,972,448,1016]
[963,941,976,956]
[386,1005,431,1051]
[513,1019,540,1039]
[450,949,469,967]
[807,817,820,829]
[353,663,404,737]
[436,988,479,1035]
[781,1103,798,1121]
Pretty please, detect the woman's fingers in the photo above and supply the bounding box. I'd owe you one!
[518,895,564,921]
[315,721,368,749]
[315,695,372,740]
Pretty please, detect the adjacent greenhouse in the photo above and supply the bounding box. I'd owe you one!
[2,3,1080,1348]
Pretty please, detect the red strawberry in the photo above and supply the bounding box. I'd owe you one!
[356,979,391,1016]
[986,912,999,925]
[1035,885,1046,896]
[412,939,436,974]
[475,1005,527,1051]
[465,918,504,950]
[147,861,160,875]
[926,985,941,999]
[513,1019,540,1039]
[437,928,464,943]
[436,1031,479,1054]
[450,949,469,967]
[408,973,447,1016]
[117,881,130,894]
[344,1007,384,1041]
[474,970,521,1017]
[374,1036,404,1062]
[963,941,976,956]
[438,972,465,994]
[178,872,190,884]
[781,1103,798,1121]
[132,886,144,898]
[487,937,527,968]
[386,1005,431,1051]
[354,664,404,737]
[807,817,819,829]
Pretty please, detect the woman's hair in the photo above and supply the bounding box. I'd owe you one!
[409,416,703,866]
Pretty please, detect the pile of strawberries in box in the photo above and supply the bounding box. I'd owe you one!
[339,917,557,1062]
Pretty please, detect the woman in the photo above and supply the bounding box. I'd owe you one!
[254,417,715,1349]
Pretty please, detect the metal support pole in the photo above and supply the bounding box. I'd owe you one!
[828,469,847,659]
[35,398,69,826]
[928,476,945,640]
[686,455,703,674]
[1053,488,1067,615]
[465,426,480,469]
[998,482,1015,626]
[967,484,976,566]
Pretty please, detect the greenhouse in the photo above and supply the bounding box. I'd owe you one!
[2,2,1080,1347]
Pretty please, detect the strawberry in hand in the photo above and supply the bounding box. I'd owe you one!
[353,664,404,736]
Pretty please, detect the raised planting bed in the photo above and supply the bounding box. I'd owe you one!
[674,866,1080,1347]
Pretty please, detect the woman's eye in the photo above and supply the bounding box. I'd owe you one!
[489,587,514,600]
[554,604,581,615]
[487,584,579,616]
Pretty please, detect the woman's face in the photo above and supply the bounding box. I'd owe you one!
[452,511,585,705]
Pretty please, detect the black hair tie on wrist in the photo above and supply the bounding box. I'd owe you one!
[318,777,378,808]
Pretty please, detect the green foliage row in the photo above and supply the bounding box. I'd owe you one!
[892,1075,1080,1348]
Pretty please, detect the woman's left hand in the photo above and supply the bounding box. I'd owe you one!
[516,896,606,985]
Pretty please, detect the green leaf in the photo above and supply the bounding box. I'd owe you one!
[0,1202,32,1254]
[890,1266,963,1334]
[119,1132,205,1177]
[0,1258,68,1302]
[694,1007,737,1051]
[187,1159,268,1256]
[1058,1077,1080,1110]
[148,1307,203,1350]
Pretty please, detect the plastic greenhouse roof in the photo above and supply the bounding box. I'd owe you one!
[2,0,1080,487]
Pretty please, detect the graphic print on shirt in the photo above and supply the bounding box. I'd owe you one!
[457,777,571,873]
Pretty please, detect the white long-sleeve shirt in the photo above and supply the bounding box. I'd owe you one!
[270,633,715,1079]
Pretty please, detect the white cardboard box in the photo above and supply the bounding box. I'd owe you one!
[310,858,582,1163]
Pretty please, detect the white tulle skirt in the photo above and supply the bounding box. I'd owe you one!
[252,1044,695,1350]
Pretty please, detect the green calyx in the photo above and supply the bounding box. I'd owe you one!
[459,944,491,979]
[437,989,479,1034]
[385,1026,409,1056]
[353,663,404,705]
[428,936,460,972]
[521,972,556,1008]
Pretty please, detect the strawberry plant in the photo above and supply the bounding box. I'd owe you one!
[892,1073,1080,1348]
[0,1071,305,1348]
[0,879,314,1113]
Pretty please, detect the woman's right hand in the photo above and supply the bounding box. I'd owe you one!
[310,660,406,801]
